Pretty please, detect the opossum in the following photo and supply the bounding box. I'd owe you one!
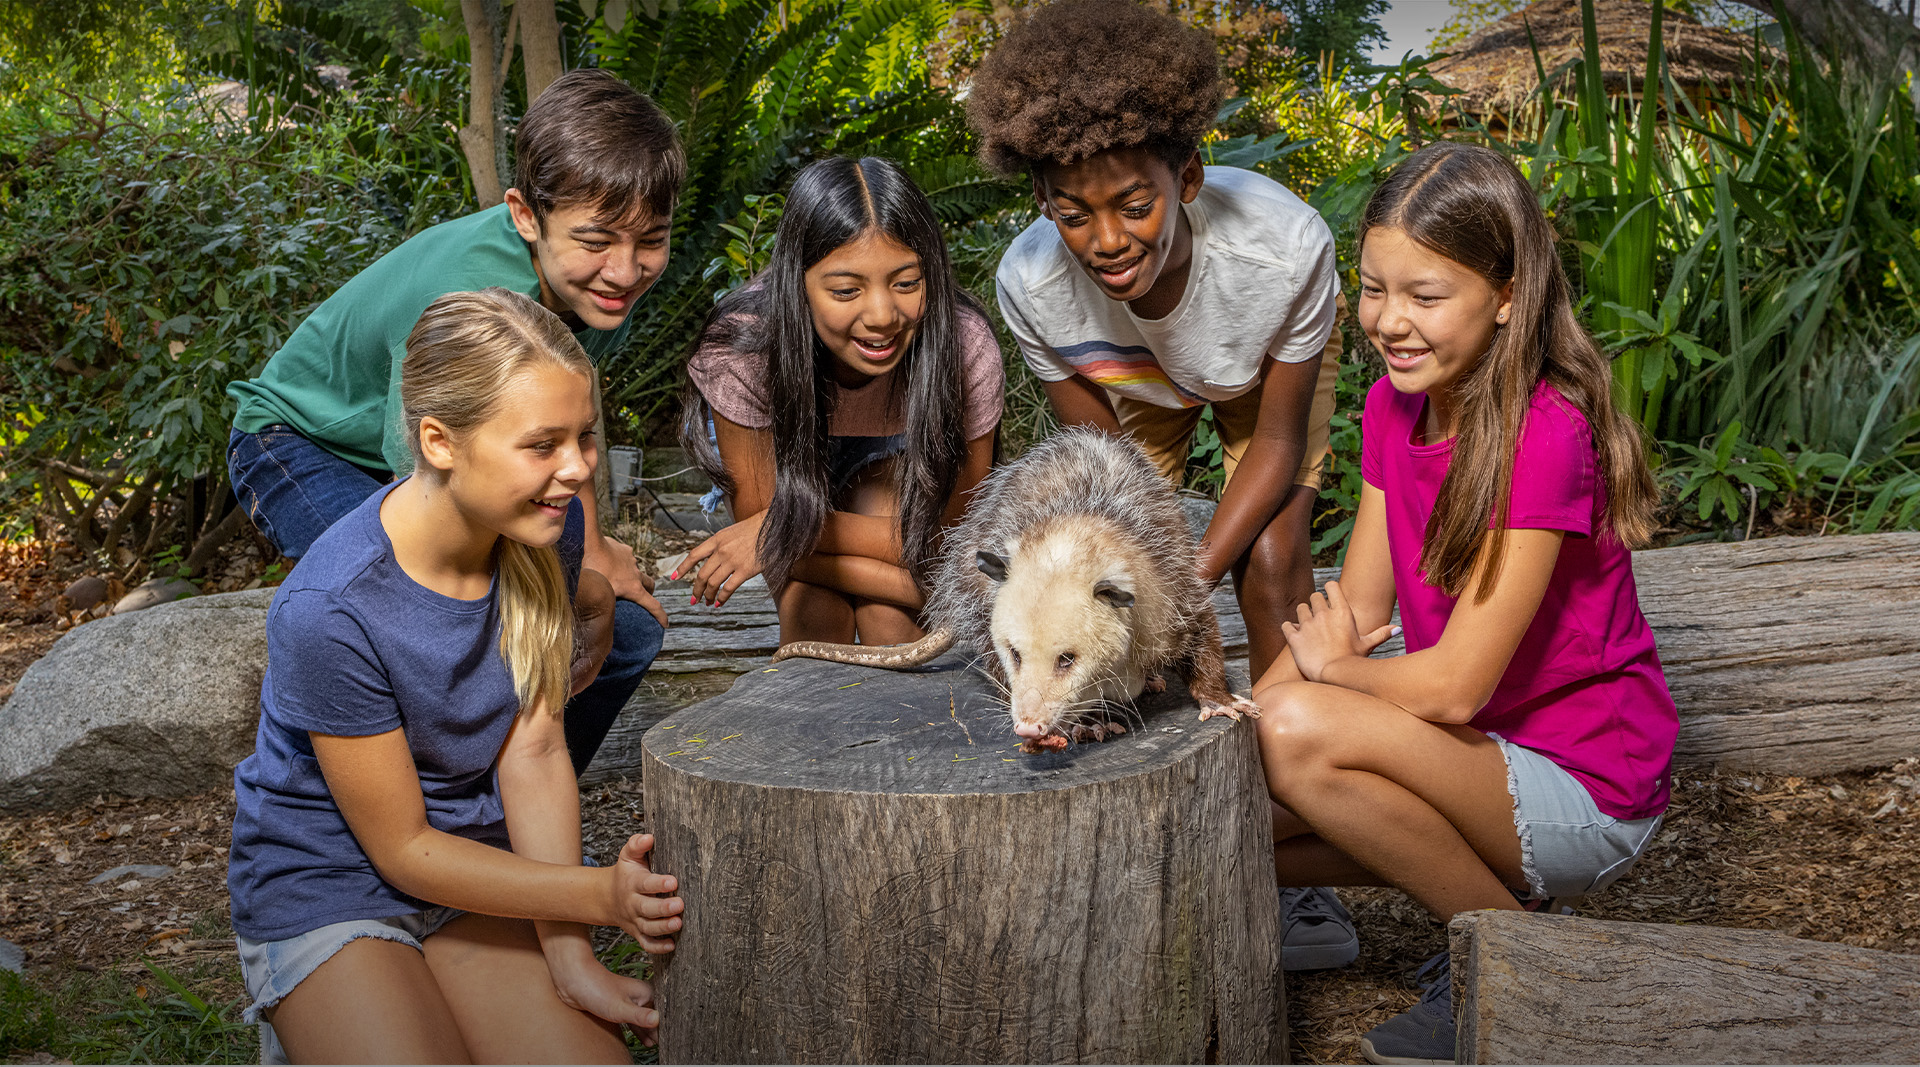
[772,427,1260,750]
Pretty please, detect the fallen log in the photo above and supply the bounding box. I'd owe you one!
[602,533,1920,779]
[1449,910,1920,1064]
[641,652,1286,1064]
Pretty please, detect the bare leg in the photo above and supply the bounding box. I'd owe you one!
[852,598,923,645]
[267,937,471,1064]
[1256,679,1527,921]
[423,914,629,1064]
[837,458,927,646]
[1232,483,1318,681]
[776,577,856,644]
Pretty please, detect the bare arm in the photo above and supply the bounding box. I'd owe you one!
[309,726,682,938]
[1284,522,1565,724]
[496,699,676,1036]
[1195,355,1319,587]
[1254,478,1397,691]
[1041,375,1123,433]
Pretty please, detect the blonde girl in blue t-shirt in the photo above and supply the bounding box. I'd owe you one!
[228,289,683,1063]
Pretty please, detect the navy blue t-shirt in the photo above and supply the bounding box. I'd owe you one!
[228,481,583,941]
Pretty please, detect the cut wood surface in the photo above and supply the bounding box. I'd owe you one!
[640,652,1285,1064]
[596,533,1920,779]
[1450,910,1920,1064]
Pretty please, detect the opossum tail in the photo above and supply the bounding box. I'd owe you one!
[771,627,957,669]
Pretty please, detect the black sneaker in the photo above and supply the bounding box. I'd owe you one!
[1360,951,1455,1065]
[1279,886,1359,971]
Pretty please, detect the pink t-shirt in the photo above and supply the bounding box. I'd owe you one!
[687,304,1005,442]
[1360,376,1677,819]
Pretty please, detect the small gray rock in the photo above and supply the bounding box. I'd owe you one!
[89,864,175,885]
[0,937,22,974]
[113,577,200,615]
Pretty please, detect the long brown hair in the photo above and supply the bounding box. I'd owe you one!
[401,288,588,715]
[1360,142,1657,601]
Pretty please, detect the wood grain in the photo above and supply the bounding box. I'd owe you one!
[1450,910,1920,1064]
[641,652,1286,1064]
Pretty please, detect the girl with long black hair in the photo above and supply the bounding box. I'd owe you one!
[675,156,1003,643]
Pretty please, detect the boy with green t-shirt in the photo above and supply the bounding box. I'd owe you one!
[226,69,683,774]
[966,0,1356,973]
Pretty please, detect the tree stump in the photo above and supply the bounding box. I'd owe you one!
[641,653,1285,1064]
[1450,910,1920,1064]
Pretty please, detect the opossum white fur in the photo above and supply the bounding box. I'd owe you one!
[773,427,1259,745]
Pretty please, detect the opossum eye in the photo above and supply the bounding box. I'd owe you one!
[1056,652,1076,673]
[1007,646,1022,669]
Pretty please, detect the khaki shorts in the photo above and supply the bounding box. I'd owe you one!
[1111,294,1344,490]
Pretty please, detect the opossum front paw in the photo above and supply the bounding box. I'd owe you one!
[1068,720,1130,743]
[1143,674,1167,694]
[1197,695,1263,723]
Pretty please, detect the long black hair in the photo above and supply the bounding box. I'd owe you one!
[681,156,980,595]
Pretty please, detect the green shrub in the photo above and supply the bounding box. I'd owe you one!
[0,80,467,562]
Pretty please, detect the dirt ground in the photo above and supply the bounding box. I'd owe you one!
[4,530,1918,1063]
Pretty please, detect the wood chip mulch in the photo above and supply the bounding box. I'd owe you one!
[2,761,1915,1063]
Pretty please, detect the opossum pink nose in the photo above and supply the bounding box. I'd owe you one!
[1013,721,1045,739]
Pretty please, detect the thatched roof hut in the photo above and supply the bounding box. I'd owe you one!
[1431,0,1771,118]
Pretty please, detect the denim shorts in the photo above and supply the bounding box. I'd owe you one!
[237,907,464,1062]
[1490,735,1663,900]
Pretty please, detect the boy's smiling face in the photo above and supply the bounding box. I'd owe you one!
[506,189,670,332]
[1034,147,1204,317]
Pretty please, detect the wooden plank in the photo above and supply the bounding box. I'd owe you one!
[1451,910,1920,1064]
[642,653,1286,1064]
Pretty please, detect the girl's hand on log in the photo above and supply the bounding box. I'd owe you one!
[548,954,663,1046]
[1280,580,1400,683]
[676,511,766,607]
[610,833,684,953]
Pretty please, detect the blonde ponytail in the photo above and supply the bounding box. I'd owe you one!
[401,288,593,715]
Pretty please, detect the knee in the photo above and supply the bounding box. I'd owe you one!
[1254,682,1340,792]
[600,599,665,681]
[1241,516,1312,600]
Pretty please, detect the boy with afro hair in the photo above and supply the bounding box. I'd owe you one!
[968,0,1355,973]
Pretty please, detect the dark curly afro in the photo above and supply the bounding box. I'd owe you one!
[966,0,1225,179]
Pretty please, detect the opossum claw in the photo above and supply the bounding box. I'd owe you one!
[1197,695,1263,723]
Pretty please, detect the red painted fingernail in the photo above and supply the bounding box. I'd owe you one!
[669,570,678,580]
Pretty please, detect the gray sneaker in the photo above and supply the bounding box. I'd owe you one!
[1279,885,1359,971]
[1360,951,1455,1065]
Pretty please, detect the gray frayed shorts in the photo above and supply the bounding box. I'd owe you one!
[1490,734,1663,900]
[237,906,464,1064]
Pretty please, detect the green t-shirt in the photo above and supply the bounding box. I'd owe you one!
[228,203,633,474]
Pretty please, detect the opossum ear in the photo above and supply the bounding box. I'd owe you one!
[976,551,1008,582]
[1093,580,1135,608]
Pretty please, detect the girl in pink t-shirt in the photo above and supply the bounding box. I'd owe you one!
[675,157,1003,646]
[1252,143,1676,1065]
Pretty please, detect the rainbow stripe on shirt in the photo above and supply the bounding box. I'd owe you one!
[1055,340,1209,407]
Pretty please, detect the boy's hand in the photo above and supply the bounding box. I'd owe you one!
[1280,580,1399,683]
[609,833,683,954]
[583,532,667,626]
[675,512,766,607]
[547,953,662,1045]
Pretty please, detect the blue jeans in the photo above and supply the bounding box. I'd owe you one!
[228,426,661,773]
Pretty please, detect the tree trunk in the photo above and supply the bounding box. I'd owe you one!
[641,652,1286,1064]
[518,0,566,105]
[1735,0,1920,113]
[1450,910,1920,1064]
[457,0,510,208]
